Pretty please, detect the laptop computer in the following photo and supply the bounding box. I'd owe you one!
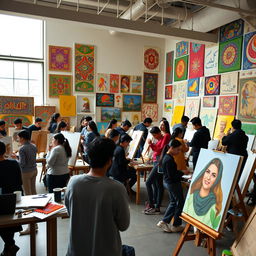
[0,193,16,215]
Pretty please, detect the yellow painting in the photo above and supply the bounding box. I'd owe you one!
[171,106,185,126]
[213,115,234,140]
[59,95,76,116]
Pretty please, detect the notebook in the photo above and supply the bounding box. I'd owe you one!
[0,193,16,215]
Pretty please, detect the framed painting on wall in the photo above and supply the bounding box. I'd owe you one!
[101,107,121,122]
[165,85,172,99]
[123,95,142,112]
[218,37,243,73]
[205,75,220,96]
[49,45,71,72]
[242,123,256,135]
[220,72,238,94]
[176,41,189,57]
[110,74,119,93]
[120,75,131,93]
[96,93,114,107]
[74,44,95,92]
[141,104,158,122]
[238,77,256,122]
[184,98,200,120]
[219,19,244,42]
[130,112,141,126]
[49,74,72,97]
[204,44,218,77]
[171,106,185,126]
[144,47,160,72]
[114,94,123,108]
[59,95,76,117]
[187,78,199,97]
[202,97,216,108]
[243,31,256,70]
[165,51,174,84]
[96,73,109,93]
[200,108,218,138]
[76,95,95,114]
[174,56,188,82]
[35,106,56,128]
[189,42,205,79]
[218,96,237,116]
[97,122,108,135]
[164,100,174,113]
[143,73,158,103]
[0,115,32,129]
[213,115,234,140]
[173,81,186,106]
[131,75,142,94]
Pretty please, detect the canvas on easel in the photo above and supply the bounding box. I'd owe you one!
[31,131,49,154]
[141,132,155,160]
[127,131,143,160]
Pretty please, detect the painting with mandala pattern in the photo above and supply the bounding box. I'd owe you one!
[49,74,72,97]
[35,106,56,128]
[144,47,160,72]
[174,56,188,82]
[189,43,205,79]
[218,37,242,73]
[205,75,220,96]
[49,45,71,72]
[187,78,199,97]
[75,44,95,92]
[176,41,189,57]
[219,19,244,42]
[218,96,237,116]
[243,31,256,70]
[141,104,158,122]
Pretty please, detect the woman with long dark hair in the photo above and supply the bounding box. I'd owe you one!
[47,113,61,133]
[56,121,68,133]
[105,119,118,138]
[46,133,72,192]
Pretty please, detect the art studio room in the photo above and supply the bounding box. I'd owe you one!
[0,0,256,256]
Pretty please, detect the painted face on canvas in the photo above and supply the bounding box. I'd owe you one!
[219,120,227,133]
[202,164,218,191]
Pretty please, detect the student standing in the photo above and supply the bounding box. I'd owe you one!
[47,113,61,133]
[157,140,189,233]
[0,120,7,137]
[27,118,42,137]
[0,141,22,255]
[65,138,130,256]
[46,133,71,193]
[190,117,211,169]
[172,116,189,138]
[105,119,118,138]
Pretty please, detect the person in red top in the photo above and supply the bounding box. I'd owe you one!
[144,124,171,214]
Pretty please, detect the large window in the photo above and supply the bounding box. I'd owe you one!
[0,14,44,105]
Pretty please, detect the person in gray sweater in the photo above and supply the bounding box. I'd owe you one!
[65,137,130,256]
[46,133,72,193]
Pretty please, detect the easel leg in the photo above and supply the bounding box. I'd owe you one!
[172,223,191,256]
[207,237,216,256]
[136,170,140,205]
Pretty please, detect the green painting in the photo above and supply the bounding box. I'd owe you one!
[242,123,256,135]
[174,56,188,82]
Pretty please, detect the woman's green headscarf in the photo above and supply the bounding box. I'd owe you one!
[192,158,223,216]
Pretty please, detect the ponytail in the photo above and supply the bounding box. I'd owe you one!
[63,138,72,158]
[159,144,170,167]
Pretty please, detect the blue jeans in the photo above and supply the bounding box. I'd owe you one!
[162,182,184,226]
[145,160,163,208]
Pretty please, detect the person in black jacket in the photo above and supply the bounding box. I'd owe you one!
[190,117,211,169]
[222,119,248,178]
[109,134,136,192]
[115,120,132,135]
[0,141,23,255]
[157,140,189,233]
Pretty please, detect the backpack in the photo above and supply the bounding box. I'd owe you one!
[122,245,135,256]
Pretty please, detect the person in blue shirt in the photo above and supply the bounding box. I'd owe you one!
[47,113,61,133]
[27,118,42,138]
[80,116,93,138]
[172,116,189,138]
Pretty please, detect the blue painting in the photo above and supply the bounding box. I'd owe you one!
[101,107,121,122]
[219,19,244,42]
[97,122,108,136]
[176,41,189,58]
[243,31,256,70]
[123,95,142,112]
[187,78,199,97]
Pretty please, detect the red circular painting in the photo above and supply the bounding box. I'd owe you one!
[221,43,238,68]
[176,59,185,78]
[144,48,159,70]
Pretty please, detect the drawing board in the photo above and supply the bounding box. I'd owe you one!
[127,130,143,160]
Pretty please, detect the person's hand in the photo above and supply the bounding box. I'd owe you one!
[147,139,152,145]
[48,144,53,151]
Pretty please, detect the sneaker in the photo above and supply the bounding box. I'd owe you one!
[157,221,172,233]
[171,225,184,232]
[144,207,161,215]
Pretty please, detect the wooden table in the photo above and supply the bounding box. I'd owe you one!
[131,163,153,205]
[0,199,67,256]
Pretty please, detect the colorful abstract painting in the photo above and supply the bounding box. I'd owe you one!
[123,95,142,112]
[49,74,72,97]
[174,56,188,82]
[0,96,34,115]
[76,95,95,114]
[96,73,109,93]
[49,45,71,72]
[189,43,205,79]
[120,75,131,93]
[205,44,218,77]
[218,37,243,73]
[220,72,238,94]
[75,44,94,92]
[110,74,119,93]
[143,73,158,103]
[200,108,218,138]
[202,97,216,108]
[205,75,220,95]
[96,93,114,107]
[114,94,123,108]
[144,47,160,72]
[141,104,158,122]
[213,115,234,140]
[165,85,172,99]
[176,41,189,57]
[101,107,121,122]
[97,122,108,135]
[171,106,185,126]
[131,76,142,93]
[165,51,174,84]
[173,81,186,106]
[243,31,256,70]
[59,96,76,117]
[185,98,200,120]
[164,100,174,113]
[220,19,244,42]
[0,115,32,128]
[238,77,256,122]
[218,96,237,116]
[35,106,56,128]
[187,78,199,97]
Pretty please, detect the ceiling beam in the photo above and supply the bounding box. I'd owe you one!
[0,0,218,43]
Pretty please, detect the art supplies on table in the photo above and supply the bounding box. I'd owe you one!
[31,203,65,219]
